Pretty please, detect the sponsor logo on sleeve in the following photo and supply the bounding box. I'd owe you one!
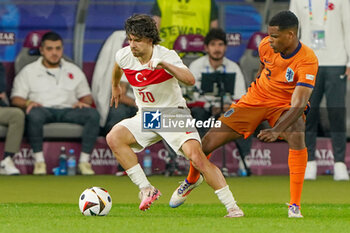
[224,108,235,117]
[306,74,315,80]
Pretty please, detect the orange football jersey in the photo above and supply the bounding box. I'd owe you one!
[241,36,318,106]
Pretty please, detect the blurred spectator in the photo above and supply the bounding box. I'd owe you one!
[0,62,24,175]
[151,0,218,49]
[92,30,137,176]
[11,32,100,175]
[290,0,350,181]
[92,30,137,136]
[188,28,252,176]
[103,81,137,136]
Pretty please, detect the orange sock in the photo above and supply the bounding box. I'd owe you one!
[288,148,307,207]
[186,153,212,184]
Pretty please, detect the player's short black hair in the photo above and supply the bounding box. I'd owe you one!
[269,11,298,31]
[204,28,227,45]
[41,31,63,46]
[125,14,161,44]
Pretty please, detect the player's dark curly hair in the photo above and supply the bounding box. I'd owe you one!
[269,11,298,31]
[204,28,227,46]
[125,14,161,44]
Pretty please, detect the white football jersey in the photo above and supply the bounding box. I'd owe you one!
[115,45,187,108]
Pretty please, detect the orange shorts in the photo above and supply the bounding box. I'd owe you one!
[219,99,290,139]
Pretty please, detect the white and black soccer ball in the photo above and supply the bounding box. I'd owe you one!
[79,187,112,216]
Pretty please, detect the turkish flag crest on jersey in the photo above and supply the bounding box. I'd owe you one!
[122,68,173,87]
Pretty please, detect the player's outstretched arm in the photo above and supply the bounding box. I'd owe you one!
[258,85,312,142]
[149,59,195,86]
[110,63,123,108]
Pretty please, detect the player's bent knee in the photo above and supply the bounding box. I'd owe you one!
[190,153,206,171]
[287,117,305,133]
[105,132,116,149]
[184,147,208,172]
[282,127,306,149]
[106,126,125,149]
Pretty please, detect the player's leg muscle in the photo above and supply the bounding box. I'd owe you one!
[106,125,139,169]
[201,123,242,155]
[280,116,306,150]
[182,139,227,190]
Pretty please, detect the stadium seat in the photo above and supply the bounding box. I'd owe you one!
[0,123,83,139]
[43,123,83,138]
[0,125,7,138]
[173,34,205,67]
[239,32,267,87]
[173,34,205,100]
[14,30,83,139]
[15,30,50,74]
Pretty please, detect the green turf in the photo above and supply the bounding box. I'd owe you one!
[0,175,349,233]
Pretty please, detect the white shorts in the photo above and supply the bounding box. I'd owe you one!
[117,110,201,157]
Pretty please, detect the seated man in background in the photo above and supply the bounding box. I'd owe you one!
[0,62,25,175]
[188,28,252,175]
[11,32,100,175]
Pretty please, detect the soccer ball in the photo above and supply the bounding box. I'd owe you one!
[79,187,112,216]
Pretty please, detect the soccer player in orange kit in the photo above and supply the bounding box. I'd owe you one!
[170,11,318,218]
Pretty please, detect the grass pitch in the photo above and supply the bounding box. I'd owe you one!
[0,175,349,233]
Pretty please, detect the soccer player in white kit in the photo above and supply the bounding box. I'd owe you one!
[106,14,243,217]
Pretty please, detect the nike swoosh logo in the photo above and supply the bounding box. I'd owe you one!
[138,88,146,92]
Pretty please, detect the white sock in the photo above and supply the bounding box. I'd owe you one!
[79,152,90,163]
[238,159,246,170]
[126,164,151,189]
[34,152,45,163]
[215,185,237,211]
[239,156,250,170]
